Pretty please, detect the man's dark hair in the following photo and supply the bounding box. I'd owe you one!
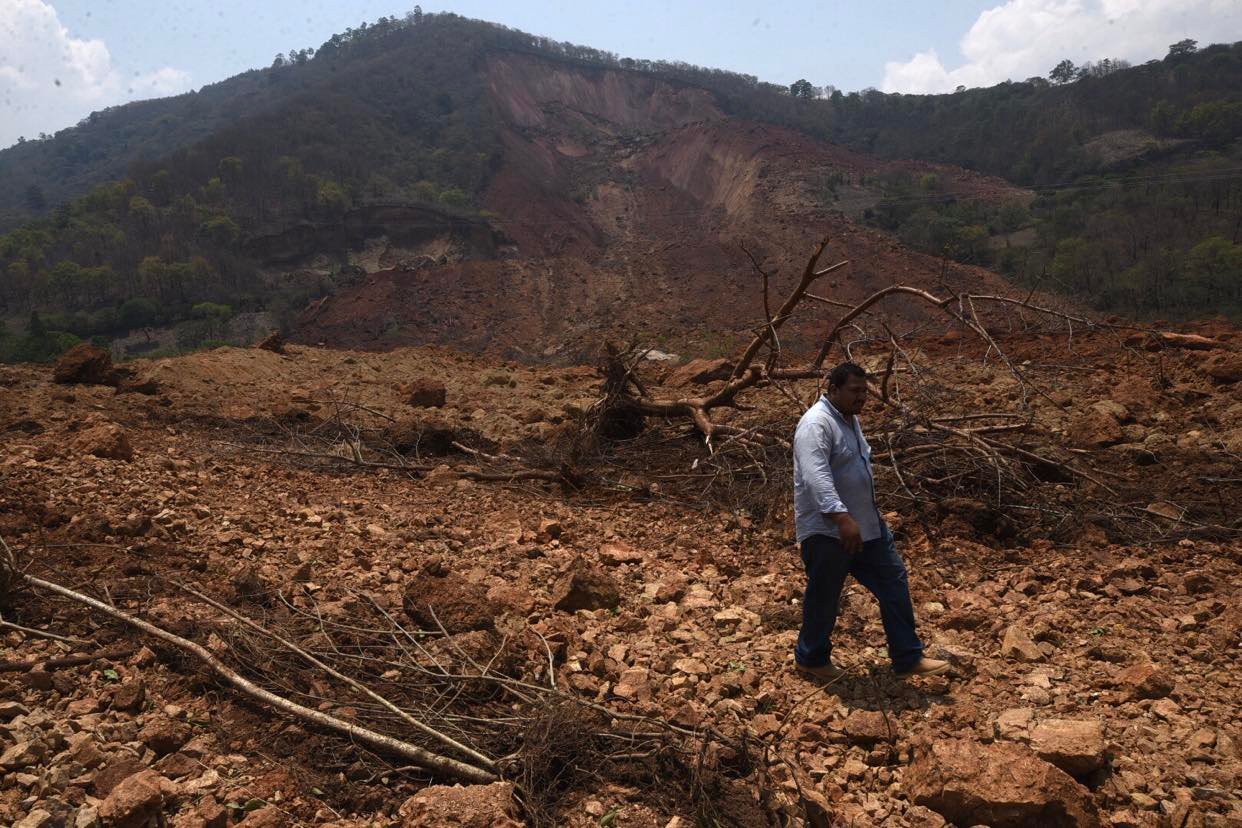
[827,361,868,389]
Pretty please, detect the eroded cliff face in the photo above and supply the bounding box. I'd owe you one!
[484,53,722,131]
[292,51,1030,358]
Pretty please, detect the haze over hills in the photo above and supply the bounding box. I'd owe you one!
[1,11,1240,363]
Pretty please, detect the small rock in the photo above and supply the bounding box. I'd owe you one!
[537,518,563,541]
[0,740,48,770]
[14,809,54,828]
[1203,351,1242,384]
[843,710,893,745]
[175,797,227,828]
[1029,719,1108,777]
[599,541,643,566]
[1115,662,1174,700]
[73,806,101,828]
[254,331,285,353]
[672,657,709,676]
[92,757,148,797]
[666,357,734,387]
[66,697,102,716]
[552,558,622,612]
[98,770,172,828]
[995,708,1035,740]
[1150,699,1180,720]
[1000,625,1044,662]
[1182,572,1212,594]
[1068,408,1122,448]
[153,751,200,779]
[238,806,288,827]
[139,717,191,756]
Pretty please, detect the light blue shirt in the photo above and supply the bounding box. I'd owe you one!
[793,395,884,544]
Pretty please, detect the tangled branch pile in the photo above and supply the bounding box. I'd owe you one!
[589,238,1238,543]
[224,236,1239,545]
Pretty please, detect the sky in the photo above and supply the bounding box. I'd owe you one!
[3,0,1242,149]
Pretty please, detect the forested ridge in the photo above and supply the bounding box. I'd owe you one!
[1,11,1240,362]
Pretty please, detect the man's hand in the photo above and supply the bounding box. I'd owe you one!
[830,512,862,555]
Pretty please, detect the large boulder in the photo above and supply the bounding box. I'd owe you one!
[402,564,495,633]
[398,781,523,827]
[1028,719,1108,777]
[53,343,115,385]
[666,357,734,387]
[552,558,622,612]
[906,739,1101,827]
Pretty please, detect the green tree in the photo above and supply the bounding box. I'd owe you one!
[316,179,350,215]
[1185,236,1242,303]
[199,215,241,247]
[23,184,46,211]
[1167,39,1198,59]
[49,260,84,304]
[119,297,162,331]
[1048,60,1077,84]
[789,79,815,99]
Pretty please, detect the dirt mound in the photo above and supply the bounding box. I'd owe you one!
[401,377,447,408]
[402,565,496,633]
[398,781,523,827]
[552,557,622,612]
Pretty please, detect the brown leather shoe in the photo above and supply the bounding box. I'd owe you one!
[894,658,950,679]
[796,662,846,682]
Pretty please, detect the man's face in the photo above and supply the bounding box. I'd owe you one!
[829,375,869,416]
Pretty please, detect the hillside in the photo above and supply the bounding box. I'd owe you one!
[1,13,1240,367]
[0,13,1036,366]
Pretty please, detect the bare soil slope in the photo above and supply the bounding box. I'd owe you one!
[293,54,1033,359]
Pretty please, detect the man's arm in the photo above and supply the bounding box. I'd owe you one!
[795,420,863,554]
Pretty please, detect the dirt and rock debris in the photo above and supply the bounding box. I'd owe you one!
[1,319,1240,827]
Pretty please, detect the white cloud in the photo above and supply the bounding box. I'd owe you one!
[0,0,191,147]
[882,0,1242,94]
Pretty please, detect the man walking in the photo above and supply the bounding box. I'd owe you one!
[792,362,948,680]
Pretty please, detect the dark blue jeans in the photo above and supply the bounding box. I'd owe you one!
[795,527,925,673]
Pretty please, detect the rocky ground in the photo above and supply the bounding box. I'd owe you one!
[1,328,1239,827]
